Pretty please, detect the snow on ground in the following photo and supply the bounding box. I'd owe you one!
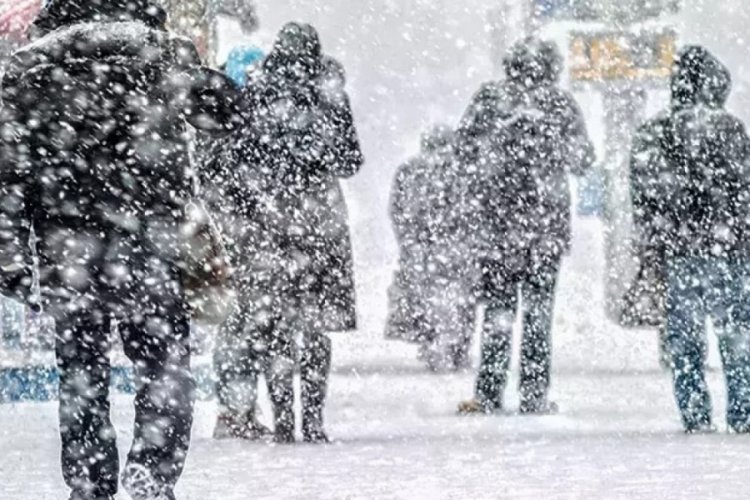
[2,218,749,500]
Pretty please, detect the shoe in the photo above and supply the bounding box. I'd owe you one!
[303,423,330,444]
[458,399,500,415]
[69,493,114,500]
[685,423,717,435]
[519,400,559,415]
[121,463,173,500]
[213,411,273,441]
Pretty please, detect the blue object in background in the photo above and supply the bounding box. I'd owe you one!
[578,167,604,216]
[0,364,215,403]
[535,0,573,18]
[225,45,265,87]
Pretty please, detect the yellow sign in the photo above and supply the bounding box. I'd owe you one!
[570,30,677,83]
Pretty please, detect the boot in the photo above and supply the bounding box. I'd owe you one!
[458,398,501,415]
[213,410,272,441]
[301,332,331,444]
[268,356,296,444]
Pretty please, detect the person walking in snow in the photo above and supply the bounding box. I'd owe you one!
[207,22,363,444]
[458,38,595,415]
[630,46,750,434]
[0,1,238,498]
[386,126,479,371]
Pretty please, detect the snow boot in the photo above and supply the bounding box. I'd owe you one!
[458,398,501,415]
[301,332,332,444]
[267,356,296,444]
[213,410,272,441]
[69,493,113,500]
[519,399,559,415]
[121,464,174,500]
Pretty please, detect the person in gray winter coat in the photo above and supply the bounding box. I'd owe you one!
[386,126,479,371]
[0,0,238,498]
[458,38,595,415]
[206,23,363,444]
[630,46,750,434]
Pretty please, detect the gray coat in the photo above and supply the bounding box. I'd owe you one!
[458,39,595,282]
[203,25,363,332]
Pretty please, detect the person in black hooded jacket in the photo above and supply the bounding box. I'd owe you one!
[630,46,750,434]
[205,22,363,444]
[458,38,595,415]
[0,1,238,498]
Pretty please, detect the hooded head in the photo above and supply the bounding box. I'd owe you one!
[31,0,167,37]
[321,56,346,88]
[264,22,323,83]
[421,125,455,158]
[671,45,732,109]
[503,38,563,88]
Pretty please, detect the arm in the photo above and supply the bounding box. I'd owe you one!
[0,104,35,304]
[557,92,596,176]
[629,120,666,261]
[325,94,364,179]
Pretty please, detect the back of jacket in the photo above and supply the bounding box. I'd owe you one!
[0,8,237,315]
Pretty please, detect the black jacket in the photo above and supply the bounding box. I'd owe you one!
[0,0,238,318]
[458,39,595,266]
[630,45,750,261]
[202,24,364,331]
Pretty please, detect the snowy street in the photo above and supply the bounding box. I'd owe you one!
[3,220,749,500]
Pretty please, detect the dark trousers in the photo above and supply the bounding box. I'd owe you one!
[214,297,331,434]
[56,305,194,499]
[665,257,750,432]
[475,255,561,410]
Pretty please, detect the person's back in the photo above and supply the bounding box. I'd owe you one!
[633,45,750,434]
[0,0,237,319]
[0,1,238,498]
[459,38,594,416]
[662,57,750,258]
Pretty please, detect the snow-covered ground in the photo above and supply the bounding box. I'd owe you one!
[2,219,749,500]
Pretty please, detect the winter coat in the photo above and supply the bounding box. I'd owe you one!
[204,24,363,332]
[0,0,239,320]
[386,127,480,342]
[459,39,595,281]
[630,45,750,262]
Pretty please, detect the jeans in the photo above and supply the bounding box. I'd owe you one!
[665,257,750,432]
[475,254,561,411]
[56,303,194,499]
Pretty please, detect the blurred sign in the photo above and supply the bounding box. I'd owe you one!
[569,30,677,84]
[536,0,680,23]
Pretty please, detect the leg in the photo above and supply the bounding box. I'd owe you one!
[119,304,195,495]
[56,312,119,499]
[713,262,750,432]
[665,258,712,432]
[300,330,332,443]
[473,283,518,412]
[518,257,561,412]
[264,322,296,443]
[213,297,272,439]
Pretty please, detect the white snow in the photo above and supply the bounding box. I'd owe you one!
[2,219,748,500]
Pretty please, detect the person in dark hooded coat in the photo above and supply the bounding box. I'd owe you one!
[630,46,750,434]
[386,125,479,371]
[458,38,595,415]
[206,23,363,444]
[0,1,238,498]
